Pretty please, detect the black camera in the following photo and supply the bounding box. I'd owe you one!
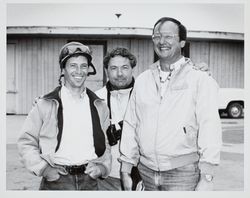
[106,121,123,146]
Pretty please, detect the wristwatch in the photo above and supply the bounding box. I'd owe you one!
[203,174,214,182]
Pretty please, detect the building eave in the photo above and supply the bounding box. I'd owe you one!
[7,26,244,41]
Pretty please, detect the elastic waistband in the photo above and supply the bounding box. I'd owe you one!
[140,152,199,171]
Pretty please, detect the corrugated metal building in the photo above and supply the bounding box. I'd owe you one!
[6,26,244,114]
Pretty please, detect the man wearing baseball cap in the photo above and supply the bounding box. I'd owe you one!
[17,42,111,190]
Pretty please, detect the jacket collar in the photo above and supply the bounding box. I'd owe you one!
[86,87,103,102]
[42,86,102,102]
[149,58,191,71]
[42,86,61,102]
[149,58,192,92]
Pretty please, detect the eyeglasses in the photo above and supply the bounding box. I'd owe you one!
[152,33,179,43]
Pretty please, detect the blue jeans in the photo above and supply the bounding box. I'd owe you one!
[97,176,122,191]
[138,162,200,191]
[39,173,98,190]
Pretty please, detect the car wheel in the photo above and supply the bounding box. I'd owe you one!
[227,103,243,118]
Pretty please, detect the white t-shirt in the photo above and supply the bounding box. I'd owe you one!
[157,57,185,97]
[53,86,97,166]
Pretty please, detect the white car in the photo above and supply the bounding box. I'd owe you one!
[218,88,244,118]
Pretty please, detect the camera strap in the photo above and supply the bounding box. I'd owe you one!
[105,78,135,122]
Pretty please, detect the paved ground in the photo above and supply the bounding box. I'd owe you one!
[6,115,244,190]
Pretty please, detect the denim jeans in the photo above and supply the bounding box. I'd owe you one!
[97,176,122,191]
[39,173,98,190]
[138,162,200,191]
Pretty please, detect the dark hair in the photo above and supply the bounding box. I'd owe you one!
[153,17,187,41]
[103,47,137,69]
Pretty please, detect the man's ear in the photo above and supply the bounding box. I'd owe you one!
[180,40,186,48]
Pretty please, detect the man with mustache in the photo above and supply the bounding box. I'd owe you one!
[96,47,143,191]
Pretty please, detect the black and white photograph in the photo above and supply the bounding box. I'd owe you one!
[1,0,249,196]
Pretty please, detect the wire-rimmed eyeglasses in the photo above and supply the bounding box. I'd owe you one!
[152,33,179,43]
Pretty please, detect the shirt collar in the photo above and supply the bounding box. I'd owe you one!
[157,56,185,83]
[61,85,86,99]
[170,56,185,71]
[157,56,185,73]
[110,87,133,96]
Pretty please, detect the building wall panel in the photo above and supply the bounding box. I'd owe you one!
[209,42,244,88]
[189,41,210,65]
[7,36,243,114]
[107,39,130,51]
[130,39,154,77]
[190,41,244,88]
[15,38,66,114]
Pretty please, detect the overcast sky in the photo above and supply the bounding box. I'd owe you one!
[7,3,244,33]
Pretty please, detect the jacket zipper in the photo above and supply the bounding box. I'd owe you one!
[154,70,173,171]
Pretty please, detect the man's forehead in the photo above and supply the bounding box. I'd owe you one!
[109,56,130,63]
[67,55,88,61]
[65,55,88,64]
[155,21,178,32]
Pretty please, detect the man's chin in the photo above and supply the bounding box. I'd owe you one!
[112,83,127,90]
[71,81,86,88]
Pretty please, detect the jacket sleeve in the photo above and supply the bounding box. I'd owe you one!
[17,101,48,177]
[119,87,140,173]
[196,73,222,175]
[92,103,112,178]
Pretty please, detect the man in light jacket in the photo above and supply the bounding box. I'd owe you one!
[17,42,111,190]
[120,17,222,191]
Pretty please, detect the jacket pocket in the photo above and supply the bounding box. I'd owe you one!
[171,82,188,91]
[183,126,198,147]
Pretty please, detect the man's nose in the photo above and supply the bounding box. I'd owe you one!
[75,65,82,73]
[159,36,166,44]
[117,68,123,76]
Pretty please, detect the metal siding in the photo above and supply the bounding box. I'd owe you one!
[19,39,27,113]
[42,38,61,91]
[190,41,244,88]
[189,41,210,65]
[6,43,17,114]
[107,39,130,51]
[9,36,243,114]
[17,38,65,114]
[209,42,244,88]
[130,39,154,77]
[130,39,140,76]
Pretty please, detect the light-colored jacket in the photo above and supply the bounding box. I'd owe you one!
[17,86,111,178]
[95,85,132,178]
[120,59,222,175]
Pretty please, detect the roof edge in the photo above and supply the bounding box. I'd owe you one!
[7,26,244,41]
